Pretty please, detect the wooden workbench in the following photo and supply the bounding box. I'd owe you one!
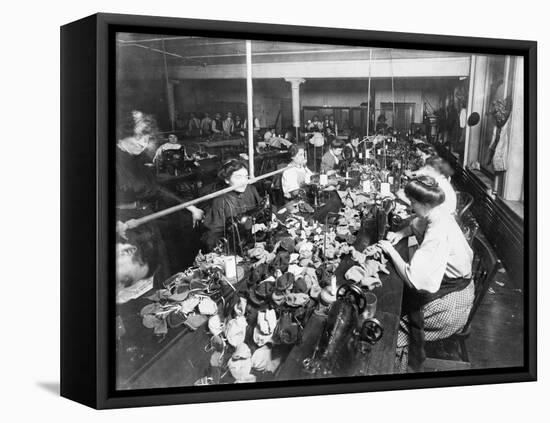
[276,240,407,380]
[116,189,407,389]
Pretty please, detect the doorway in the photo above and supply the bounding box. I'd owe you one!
[380,102,416,131]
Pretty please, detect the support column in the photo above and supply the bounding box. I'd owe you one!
[285,78,306,138]
[246,40,255,177]
[463,56,475,167]
[502,57,524,201]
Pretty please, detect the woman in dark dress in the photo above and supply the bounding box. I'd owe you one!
[116,110,162,234]
[202,160,261,251]
[116,110,205,274]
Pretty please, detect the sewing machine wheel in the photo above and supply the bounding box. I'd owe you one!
[336,283,367,314]
[360,318,384,344]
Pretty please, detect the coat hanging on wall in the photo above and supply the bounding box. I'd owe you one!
[487,97,513,169]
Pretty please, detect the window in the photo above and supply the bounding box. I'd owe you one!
[463,54,524,205]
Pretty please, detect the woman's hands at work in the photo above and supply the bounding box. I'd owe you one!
[187,205,205,228]
[378,239,409,284]
[117,220,138,239]
[385,230,404,245]
[395,189,411,206]
[116,221,129,239]
[377,239,397,256]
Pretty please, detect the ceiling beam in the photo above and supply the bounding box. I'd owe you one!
[169,57,471,80]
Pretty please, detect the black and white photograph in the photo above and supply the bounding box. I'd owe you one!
[113,32,528,390]
[2,0,546,418]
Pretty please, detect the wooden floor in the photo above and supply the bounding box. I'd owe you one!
[467,266,524,369]
[424,228,524,371]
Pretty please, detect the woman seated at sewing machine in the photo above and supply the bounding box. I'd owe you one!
[343,133,360,163]
[202,159,261,250]
[397,156,457,216]
[378,175,474,372]
[320,139,344,174]
[152,134,185,164]
[414,143,437,168]
[400,142,438,180]
[281,143,313,199]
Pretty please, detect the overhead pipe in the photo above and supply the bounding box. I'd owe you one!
[124,166,291,230]
[118,43,381,61]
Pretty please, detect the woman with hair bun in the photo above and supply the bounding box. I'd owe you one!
[397,156,457,216]
[417,156,457,215]
[378,175,474,372]
[202,159,261,250]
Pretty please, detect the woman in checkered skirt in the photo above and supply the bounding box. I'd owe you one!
[378,175,474,372]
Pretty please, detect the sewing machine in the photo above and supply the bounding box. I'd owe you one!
[223,195,274,254]
[302,283,383,377]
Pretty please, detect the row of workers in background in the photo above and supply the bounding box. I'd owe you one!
[175,111,261,138]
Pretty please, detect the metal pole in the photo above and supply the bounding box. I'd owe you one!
[463,55,476,167]
[246,40,255,177]
[390,49,396,132]
[162,38,175,132]
[366,48,372,153]
[125,166,291,229]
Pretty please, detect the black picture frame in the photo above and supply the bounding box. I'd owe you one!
[60,12,537,409]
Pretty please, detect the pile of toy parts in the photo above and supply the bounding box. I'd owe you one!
[138,204,392,385]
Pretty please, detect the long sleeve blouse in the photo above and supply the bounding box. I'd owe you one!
[395,206,473,293]
[202,184,261,249]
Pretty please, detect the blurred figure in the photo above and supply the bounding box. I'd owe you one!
[376,113,388,134]
[188,112,201,137]
[234,115,245,136]
[223,112,234,136]
[116,110,204,272]
[415,143,438,167]
[211,112,223,134]
[244,116,260,131]
[200,112,212,136]
[306,115,323,132]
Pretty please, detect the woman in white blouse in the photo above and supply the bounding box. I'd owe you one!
[378,175,474,372]
[281,144,313,199]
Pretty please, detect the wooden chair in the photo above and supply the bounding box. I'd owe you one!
[424,234,503,371]
[456,191,474,222]
[459,215,479,247]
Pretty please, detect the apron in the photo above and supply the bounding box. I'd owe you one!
[401,275,471,371]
